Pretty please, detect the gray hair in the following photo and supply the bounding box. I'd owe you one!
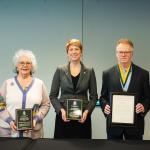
[13,49,37,74]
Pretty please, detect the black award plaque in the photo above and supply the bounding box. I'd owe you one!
[16,108,33,130]
[66,99,83,120]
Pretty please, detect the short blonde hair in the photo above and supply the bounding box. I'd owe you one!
[117,38,134,48]
[13,49,37,74]
[65,39,83,53]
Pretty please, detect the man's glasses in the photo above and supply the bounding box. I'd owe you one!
[117,51,132,55]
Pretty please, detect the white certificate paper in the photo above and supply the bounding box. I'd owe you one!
[112,94,135,124]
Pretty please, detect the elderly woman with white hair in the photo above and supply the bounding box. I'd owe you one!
[0,49,50,139]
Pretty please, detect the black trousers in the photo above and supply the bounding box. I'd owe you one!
[107,132,143,140]
[54,113,91,139]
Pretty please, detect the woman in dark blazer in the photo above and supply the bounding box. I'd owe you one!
[49,39,98,139]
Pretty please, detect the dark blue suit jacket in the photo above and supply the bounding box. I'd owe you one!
[100,63,150,136]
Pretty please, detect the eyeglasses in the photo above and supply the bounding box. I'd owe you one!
[117,51,132,55]
[19,61,32,66]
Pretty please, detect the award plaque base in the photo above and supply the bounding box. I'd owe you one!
[16,108,33,130]
[66,99,83,120]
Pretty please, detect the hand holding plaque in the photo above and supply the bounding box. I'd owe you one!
[66,99,83,120]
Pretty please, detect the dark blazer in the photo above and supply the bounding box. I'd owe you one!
[100,63,150,136]
[50,62,98,115]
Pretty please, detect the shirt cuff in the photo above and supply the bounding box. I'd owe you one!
[5,117,13,124]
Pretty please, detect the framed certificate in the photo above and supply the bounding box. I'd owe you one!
[66,99,83,120]
[108,92,137,127]
[16,108,33,130]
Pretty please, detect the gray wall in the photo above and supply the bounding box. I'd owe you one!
[0,0,150,139]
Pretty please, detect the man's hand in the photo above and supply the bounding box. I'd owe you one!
[136,103,145,113]
[104,104,110,115]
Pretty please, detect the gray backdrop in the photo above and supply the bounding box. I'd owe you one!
[0,0,150,139]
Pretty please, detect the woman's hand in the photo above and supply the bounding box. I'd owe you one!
[61,108,69,122]
[33,119,36,128]
[9,121,17,131]
[79,110,89,123]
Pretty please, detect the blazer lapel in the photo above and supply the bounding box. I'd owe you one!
[127,63,138,92]
[75,62,86,90]
[114,65,123,91]
[64,63,74,89]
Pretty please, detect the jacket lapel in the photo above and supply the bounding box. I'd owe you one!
[114,65,123,91]
[64,62,87,91]
[127,63,138,92]
[75,62,86,90]
[64,63,74,89]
